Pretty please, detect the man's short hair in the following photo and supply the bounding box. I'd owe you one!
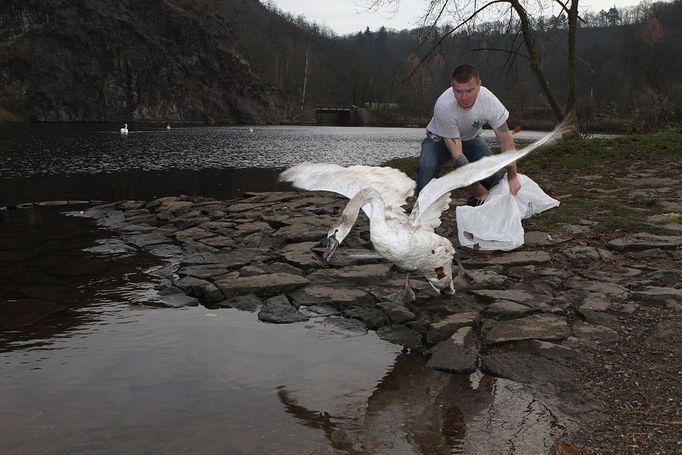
[452,64,480,84]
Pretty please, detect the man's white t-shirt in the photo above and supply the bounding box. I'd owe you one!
[426,86,509,141]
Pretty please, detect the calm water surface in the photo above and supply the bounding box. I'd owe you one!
[1,124,561,454]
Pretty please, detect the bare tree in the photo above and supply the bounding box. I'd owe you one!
[366,0,583,122]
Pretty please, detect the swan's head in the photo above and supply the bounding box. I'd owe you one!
[322,218,353,262]
[423,262,455,295]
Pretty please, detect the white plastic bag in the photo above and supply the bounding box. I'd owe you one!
[456,174,559,251]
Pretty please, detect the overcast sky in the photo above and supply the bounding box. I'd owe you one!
[270,0,651,35]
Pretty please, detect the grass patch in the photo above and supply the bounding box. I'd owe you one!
[381,128,682,237]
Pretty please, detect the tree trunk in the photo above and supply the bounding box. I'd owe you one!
[509,0,564,122]
[565,0,579,116]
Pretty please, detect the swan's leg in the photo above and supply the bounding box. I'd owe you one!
[386,273,416,304]
[454,249,474,282]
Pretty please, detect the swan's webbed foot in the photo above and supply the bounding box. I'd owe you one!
[386,273,416,304]
[454,249,474,283]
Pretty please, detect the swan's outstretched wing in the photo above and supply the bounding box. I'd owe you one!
[411,121,571,229]
[279,162,415,217]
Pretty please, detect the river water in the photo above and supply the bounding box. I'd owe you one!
[1,124,562,454]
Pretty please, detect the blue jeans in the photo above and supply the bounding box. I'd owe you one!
[416,133,505,194]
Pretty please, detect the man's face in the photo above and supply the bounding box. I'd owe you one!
[452,77,481,109]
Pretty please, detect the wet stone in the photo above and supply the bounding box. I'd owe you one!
[156,287,200,308]
[377,302,416,324]
[215,272,309,298]
[481,300,533,320]
[125,233,171,248]
[323,248,385,267]
[481,351,578,386]
[426,326,479,373]
[219,294,261,312]
[465,251,552,267]
[258,294,309,324]
[607,233,682,251]
[631,286,682,303]
[426,311,478,345]
[173,276,224,303]
[273,223,328,242]
[482,314,570,346]
[376,325,423,349]
[306,263,392,286]
[472,289,536,304]
[84,239,137,255]
[341,306,389,330]
[289,285,375,308]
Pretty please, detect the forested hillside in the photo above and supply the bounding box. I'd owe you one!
[0,0,679,129]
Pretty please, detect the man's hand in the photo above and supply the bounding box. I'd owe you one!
[508,174,521,196]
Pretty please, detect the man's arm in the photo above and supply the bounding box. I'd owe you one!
[493,122,521,195]
[443,137,488,199]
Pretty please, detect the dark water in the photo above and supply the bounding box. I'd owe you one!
[0,124,562,454]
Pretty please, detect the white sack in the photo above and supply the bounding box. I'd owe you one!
[456,174,559,251]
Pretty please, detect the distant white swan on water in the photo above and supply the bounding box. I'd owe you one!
[279,122,570,301]
[120,123,128,134]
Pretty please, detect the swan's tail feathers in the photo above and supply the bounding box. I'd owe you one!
[279,162,415,211]
[412,118,572,227]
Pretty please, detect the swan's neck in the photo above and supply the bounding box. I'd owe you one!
[341,188,387,232]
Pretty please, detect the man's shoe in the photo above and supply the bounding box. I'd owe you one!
[466,195,486,207]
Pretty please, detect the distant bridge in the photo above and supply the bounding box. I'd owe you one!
[313,105,364,126]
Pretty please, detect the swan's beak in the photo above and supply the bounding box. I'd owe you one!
[322,233,339,263]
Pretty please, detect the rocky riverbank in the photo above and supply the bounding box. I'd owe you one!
[74,188,681,453]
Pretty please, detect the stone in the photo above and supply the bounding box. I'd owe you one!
[174,276,224,303]
[481,300,533,319]
[306,263,392,285]
[84,240,137,255]
[258,295,309,323]
[464,251,552,267]
[631,286,682,303]
[607,233,682,251]
[289,285,375,307]
[323,248,385,267]
[581,293,612,311]
[572,321,620,345]
[279,241,323,269]
[557,246,613,264]
[471,289,535,304]
[220,294,261,312]
[426,326,479,373]
[124,232,171,248]
[426,311,478,345]
[481,351,578,386]
[376,325,422,349]
[341,306,389,330]
[215,272,309,298]
[273,223,328,242]
[377,302,416,323]
[482,314,570,346]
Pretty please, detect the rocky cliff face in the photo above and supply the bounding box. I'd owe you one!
[0,0,283,123]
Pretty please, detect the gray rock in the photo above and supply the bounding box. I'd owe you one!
[377,302,416,323]
[572,321,620,345]
[215,272,309,298]
[279,241,323,269]
[471,289,536,304]
[426,326,479,373]
[220,294,261,312]
[236,221,273,235]
[524,231,555,246]
[342,306,389,330]
[557,246,613,264]
[178,264,233,280]
[426,311,478,345]
[376,325,422,349]
[322,248,386,267]
[578,308,620,328]
[174,276,224,303]
[482,314,570,346]
[481,300,533,319]
[581,293,612,311]
[465,251,552,267]
[289,285,375,307]
[125,232,171,248]
[156,287,200,308]
[258,295,309,323]
[481,351,578,386]
[84,240,137,255]
[607,233,682,251]
[267,261,305,276]
[306,263,392,285]
[631,286,682,303]
[273,223,328,242]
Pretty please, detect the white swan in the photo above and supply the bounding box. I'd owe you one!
[279,122,569,300]
[166,124,171,130]
[120,123,128,134]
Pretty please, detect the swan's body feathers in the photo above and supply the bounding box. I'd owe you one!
[278,120,571,296]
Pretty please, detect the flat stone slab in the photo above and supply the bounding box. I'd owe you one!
[631,286,682,303]
[288,285,375,307]
[215,272,309,298]
[481,351,578,386]
[258,295,309,323]
[482,300,533,319]
[426,326,479,373]
[306,263,392,285]
[483,314,571,346]
[465,251,552,267]
[472,289,536,304]
[607,233,682,251]
[426,311,478,345]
